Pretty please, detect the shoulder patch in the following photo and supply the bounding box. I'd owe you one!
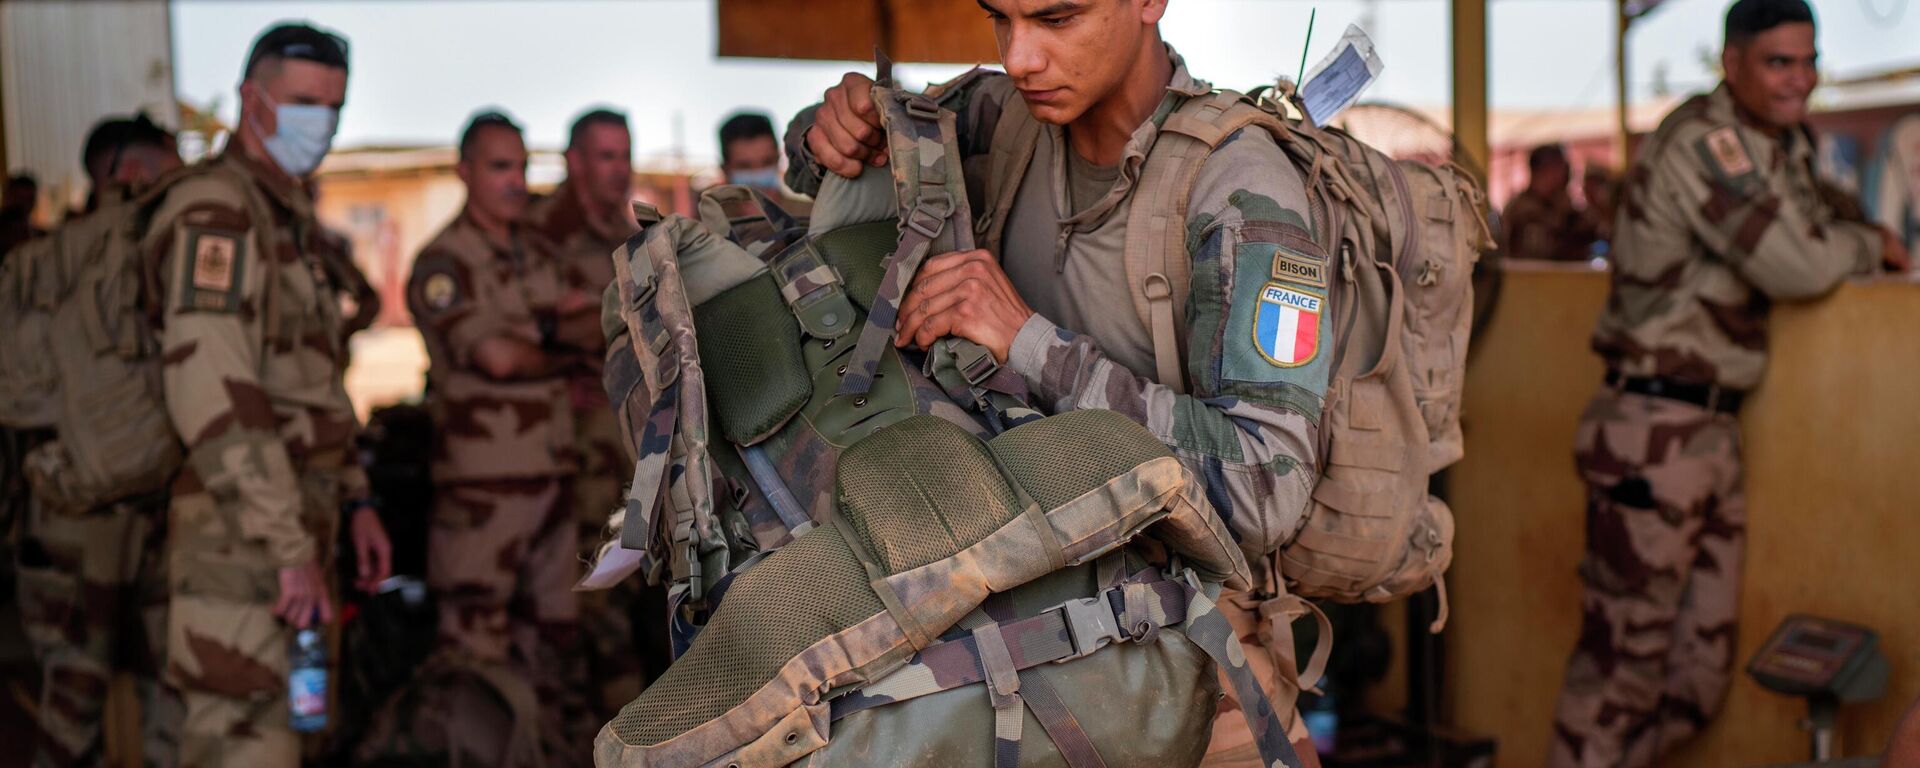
[423,272,458,311]
[180,228,247,312]
[1271,248,1327,288]
[1698,127,1756,183]
[1252,284,1323,368]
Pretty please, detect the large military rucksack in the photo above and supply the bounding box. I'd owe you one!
[584,76,1305,768]
[981,85,1494,609]
[0,164,252,511]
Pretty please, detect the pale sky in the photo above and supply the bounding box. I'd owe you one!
[171,0,1920,164]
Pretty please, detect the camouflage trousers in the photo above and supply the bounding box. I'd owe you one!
[1550,389,1745,768]
[571,406,667,717]
[165,464,342,768]
[1201,585,1322,768]
[427,477,588,763]
[14,494,180,768]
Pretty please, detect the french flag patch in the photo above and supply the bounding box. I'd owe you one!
[1253,283,1323,367]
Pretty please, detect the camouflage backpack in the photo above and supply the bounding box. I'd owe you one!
[0,163,263,510]
[981,86,1494,610]
[584,76,1306,768]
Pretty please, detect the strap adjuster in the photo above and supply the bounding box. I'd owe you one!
[906,189,954,239]
[904,95,942,121]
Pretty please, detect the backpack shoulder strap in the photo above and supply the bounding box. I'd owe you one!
[979,93,1042,256]
[1124,91,1286,393]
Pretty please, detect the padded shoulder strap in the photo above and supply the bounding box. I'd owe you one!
[1123,92,1287,393]
[980,95,1043,257]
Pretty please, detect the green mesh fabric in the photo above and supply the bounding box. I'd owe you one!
[812,221,898,310]
[835,416,1024,574]
[610,526,883,746]
[988,410,1170,510]
[694,273,811,443]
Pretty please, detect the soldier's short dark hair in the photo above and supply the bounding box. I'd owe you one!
[718,112,776,165]
[1723,0,1814,47]
[459,110,523,161]
[82,112,176,179]
[568,109,630,152]
[1528,144,1568,173]
[243,22,350,81]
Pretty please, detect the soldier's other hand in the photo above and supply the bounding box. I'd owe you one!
[894,249,1034,364]
[807,72,887,179]
[275,560,333,629]
[1881,228,1910,273]
[350,505,393,593]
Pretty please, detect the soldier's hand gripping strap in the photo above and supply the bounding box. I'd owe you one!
[834,73,977,399]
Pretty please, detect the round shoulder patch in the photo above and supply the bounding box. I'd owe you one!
[423,272,458,311]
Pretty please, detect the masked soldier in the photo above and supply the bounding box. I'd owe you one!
[1550,1,1908,765]
[153,23,392,767]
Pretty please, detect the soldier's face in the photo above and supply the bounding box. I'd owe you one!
[242,59,348,136]
[566,123,633,212]
[458,125,530,223]
[982,0,1166,125]
[1723,22,1818,129]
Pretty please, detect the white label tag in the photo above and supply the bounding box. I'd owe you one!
[1300,24,1386,127]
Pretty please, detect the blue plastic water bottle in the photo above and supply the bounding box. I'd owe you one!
[288,627,328,732]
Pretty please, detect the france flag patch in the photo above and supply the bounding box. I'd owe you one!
[1253,283,1323,367]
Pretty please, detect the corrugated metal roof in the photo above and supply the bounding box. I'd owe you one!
[1,0,177,212]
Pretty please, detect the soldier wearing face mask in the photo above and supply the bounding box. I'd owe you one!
[718,111,810,214]
[149,21,392,767]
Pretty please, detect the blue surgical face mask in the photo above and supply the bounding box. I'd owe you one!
[727,166,782,192]
[251,94,339,177]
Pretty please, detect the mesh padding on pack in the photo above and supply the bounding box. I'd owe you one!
[694,273,810,443]
[812,221,898,310]
[988,410,1170,511]
[610,526,883,746]
[835,416,1023,574]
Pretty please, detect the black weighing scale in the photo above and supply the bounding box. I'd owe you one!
[1747,614,1891,762]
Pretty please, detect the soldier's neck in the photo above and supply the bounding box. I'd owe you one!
[1067,37,1172,167]
[233,123,299,189]
[466,205,515,249]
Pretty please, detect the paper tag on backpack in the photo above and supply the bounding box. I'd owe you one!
[1300,24,1385,127]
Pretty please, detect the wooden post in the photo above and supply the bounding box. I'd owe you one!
[1450,0,1489,175]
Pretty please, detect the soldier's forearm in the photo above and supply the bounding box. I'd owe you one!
[783,104,827,198]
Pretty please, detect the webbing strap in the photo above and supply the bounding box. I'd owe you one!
[830,576,1190,720]
[769,239,856,340]
[836,82,976,399]
[735,443,814,536]
[973,622,1026,768]
[1017,668,1108,768]
[1184,584,1308,768]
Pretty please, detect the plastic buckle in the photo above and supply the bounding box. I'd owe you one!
[957,343,999,387]
[628,273,658,312]
[1059,594,1126,661]
[906,190,954,240]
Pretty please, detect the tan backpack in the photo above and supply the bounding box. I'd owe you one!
[1138,89,1491,608]
[0,163,265,511]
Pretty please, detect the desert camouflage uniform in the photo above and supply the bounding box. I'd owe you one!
[406,209,585,759]
[788,46,1328,762]
[1501,187,1599,261]
[149,152,369,768]
[14,491,179,768]
[526,184,666,711]
[1552,83,1882,768]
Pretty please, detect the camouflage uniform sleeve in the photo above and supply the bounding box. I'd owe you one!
[783,70,1017,198]
[1656,123,1882,300]
[1007,128,1327,561]
[406,247,531,370]
[150,181,314,568]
